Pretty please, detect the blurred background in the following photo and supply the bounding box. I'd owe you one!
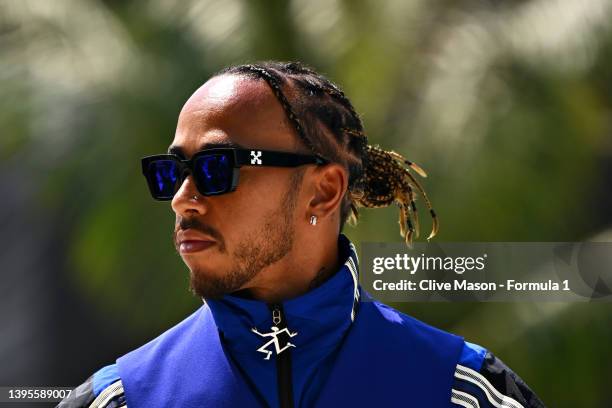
[1,0,612,406]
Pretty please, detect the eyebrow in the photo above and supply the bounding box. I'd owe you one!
[167,141,243,159]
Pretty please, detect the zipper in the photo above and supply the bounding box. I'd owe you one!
[269,303,294,408]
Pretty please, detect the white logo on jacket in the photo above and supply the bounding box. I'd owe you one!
[251,326,298,360]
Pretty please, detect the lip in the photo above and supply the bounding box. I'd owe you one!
[179,240,215,254]
[177,230,216,254]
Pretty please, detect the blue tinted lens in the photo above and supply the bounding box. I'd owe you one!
[148,160,179,198]
[194,154,232,194]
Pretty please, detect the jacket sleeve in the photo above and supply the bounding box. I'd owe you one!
[451,341,546,408]
[56,364,126,408]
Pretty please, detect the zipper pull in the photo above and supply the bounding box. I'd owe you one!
[272,305,282,326]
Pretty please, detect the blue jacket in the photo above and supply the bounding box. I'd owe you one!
[59,235,544,408]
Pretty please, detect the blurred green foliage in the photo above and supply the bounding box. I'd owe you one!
[2,0,612,406]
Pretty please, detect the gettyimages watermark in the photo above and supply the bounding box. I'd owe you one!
[360,242,612,302]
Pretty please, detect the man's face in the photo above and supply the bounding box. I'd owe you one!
[170,74,306,299]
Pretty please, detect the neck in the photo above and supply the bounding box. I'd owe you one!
[236,234,340,303]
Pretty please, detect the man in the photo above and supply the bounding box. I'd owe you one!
[59,61,544,408]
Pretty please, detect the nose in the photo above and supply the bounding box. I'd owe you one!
[171,174,208,216]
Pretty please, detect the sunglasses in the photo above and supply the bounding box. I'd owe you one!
[141,148,327,200]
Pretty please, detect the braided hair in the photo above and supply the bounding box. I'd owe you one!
[216,61,438,244]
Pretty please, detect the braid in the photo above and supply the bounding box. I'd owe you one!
[216,61,438,244]
[237,64,319,156]
[357,145,439,243]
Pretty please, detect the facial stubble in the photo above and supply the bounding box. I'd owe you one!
[188,170,304,299]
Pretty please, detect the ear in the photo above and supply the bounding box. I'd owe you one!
[307,163,348,219]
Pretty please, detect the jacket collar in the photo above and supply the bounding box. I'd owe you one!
[204,234,360,354]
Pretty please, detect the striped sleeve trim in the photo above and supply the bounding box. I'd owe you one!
[56,373,126,408]
[451,348,546,408]
[88,379,126,408]
[454,364,524,408]
[452,389,481,408]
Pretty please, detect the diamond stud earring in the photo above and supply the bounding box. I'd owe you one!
[310,215,317,226]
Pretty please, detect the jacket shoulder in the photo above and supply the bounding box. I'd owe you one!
[58,307,206,408]
[117,304,206,366]
[359,297,465,370]
[366,297,464,347]
[364,300,545,407]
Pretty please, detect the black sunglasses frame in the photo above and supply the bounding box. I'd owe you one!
[141,148,328,201]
